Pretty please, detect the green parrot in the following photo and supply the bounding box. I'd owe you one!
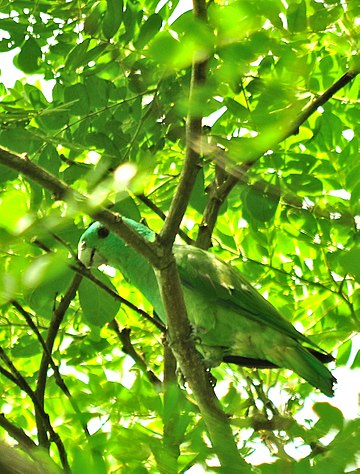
[78,218,336,396]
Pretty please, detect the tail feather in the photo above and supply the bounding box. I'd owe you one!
[280,346,336,397]
[224,347,336,396]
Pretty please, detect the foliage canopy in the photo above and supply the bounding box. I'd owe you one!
[0,0,359,472]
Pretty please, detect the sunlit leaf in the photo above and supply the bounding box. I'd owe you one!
[78,270,120,326]
[16,38,42,73]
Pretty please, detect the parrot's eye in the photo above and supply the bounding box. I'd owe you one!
[97,226,110,239]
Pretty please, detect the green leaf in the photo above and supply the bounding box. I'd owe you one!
[64,84,90,116]
[0,188,28,233]
[0,165,18,184]
[224,98,249,119]
[287,0,307,33]
[313,402,344,433]
[12,335,41,358]
[286,209,317,237]
[147,31,182,68]
[243,184,280,223]
[335,339,352,366]
[65,39,91,71]
[351,349,360,369]
[37,145,61,177]
[16,38,42,73]
[0,127,43,154]
[286,174,323,196]
[85,76,110,109]
[111,192,141,221]
[84,2,106,36]
[78,270,121,326]
[134,14,163,49]
[189,169,207,213]
[339,247,360,282]
[103,0,123,39]
[23,253,73,319]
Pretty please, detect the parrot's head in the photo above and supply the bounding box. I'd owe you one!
[78,222,123,268]
[78,218,155,268]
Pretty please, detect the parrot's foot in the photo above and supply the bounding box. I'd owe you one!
[189,323,204,345]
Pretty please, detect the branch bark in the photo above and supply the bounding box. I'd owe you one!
[0,414,38,451]
[155,259,249,471]
[0,147,160,266]
[108,321,162,386]
[35,273,82,450]
[12,300,90,440]
[0,347,70,472]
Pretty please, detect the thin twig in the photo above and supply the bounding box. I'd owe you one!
[0,347,70,472]
[35,273,82,449]
[72,263,165,332]
[11,300,90,439]
[108,320,162,386]
[224,69,359,182]
[138,193,194,245]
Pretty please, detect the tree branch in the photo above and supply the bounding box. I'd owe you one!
[0,147,160,266]
[158,5,208,249]
[0,347,70,472]
[108,321,162,386]
[35,273,82,449]
[196,68,359,249]
[0,414,38,451]
[12,300,90,439]
[225,69,359,178]
[155,258,249,471]
[288,69,359,136]
[195,161,254,249]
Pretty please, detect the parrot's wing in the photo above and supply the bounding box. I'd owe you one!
[174,245,325,353]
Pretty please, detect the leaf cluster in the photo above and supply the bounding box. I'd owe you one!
[0,0,359,472]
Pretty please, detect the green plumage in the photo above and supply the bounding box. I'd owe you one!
[78,218,336,396]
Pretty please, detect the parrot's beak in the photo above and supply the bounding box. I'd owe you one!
[78,240,107,268]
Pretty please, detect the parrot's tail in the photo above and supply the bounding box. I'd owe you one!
[280,345,336,397]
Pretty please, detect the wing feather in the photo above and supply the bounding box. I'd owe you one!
[175,245,324,352]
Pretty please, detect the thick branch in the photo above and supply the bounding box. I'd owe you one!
[158,4,208,248]
[0,414,37,451]
[155,258,249,472]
